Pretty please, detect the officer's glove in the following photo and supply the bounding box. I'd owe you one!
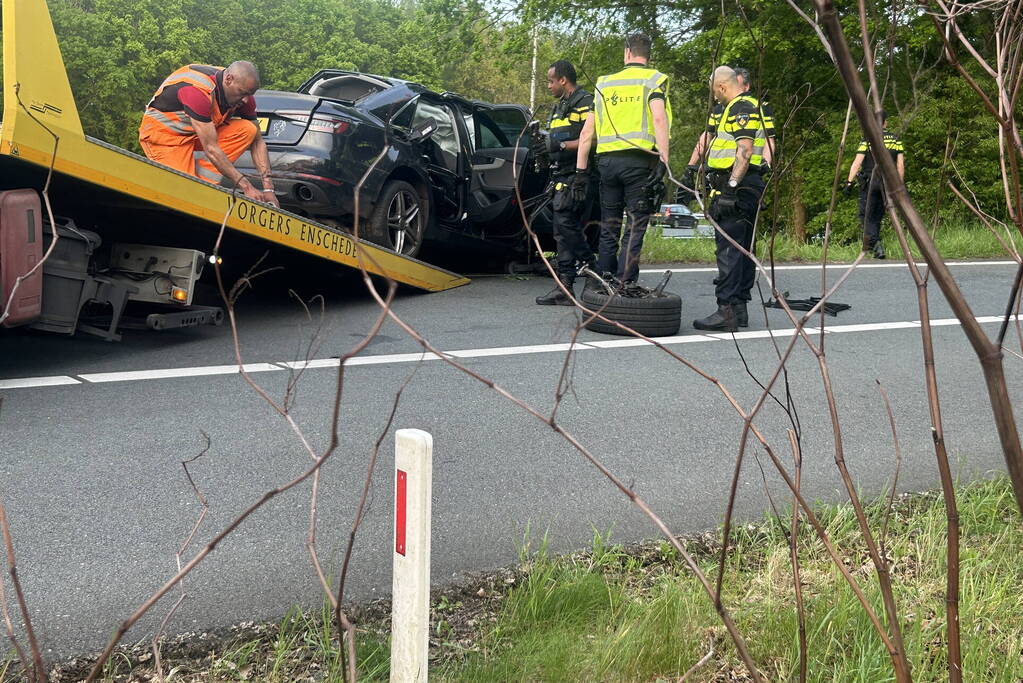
[645,160,668,189]
[530,131,551,160]
[710,185,739,222]
[682,164,699,190]
[842,180,856,198]
[570,168,590,206]
[546,134,565,155]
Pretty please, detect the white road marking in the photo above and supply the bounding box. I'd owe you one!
[77,363,281,383]
[640,260,1019,274]
[584,336,711,348]
[280,358,341,370]
[704,328,824,341]
[825,321,920,334]
[0,375,81,390]
[281,352,448,371]
[447,343,596,358]
[0,315,1014,391]
[346,352,448,366]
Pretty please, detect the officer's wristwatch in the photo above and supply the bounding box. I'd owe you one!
[728,178,739,188]
[558,141,566,151]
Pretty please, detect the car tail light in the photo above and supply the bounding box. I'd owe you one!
[273,111,351,134]
[309,115,351,134]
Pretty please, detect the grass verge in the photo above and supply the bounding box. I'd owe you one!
[441,477,1023,682]
[641,220,1016,264]
[29,477,1023,682]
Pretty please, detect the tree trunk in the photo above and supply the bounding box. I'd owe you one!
[793,176,807,243]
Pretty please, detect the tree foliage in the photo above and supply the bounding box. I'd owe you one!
[0,0,1011,238]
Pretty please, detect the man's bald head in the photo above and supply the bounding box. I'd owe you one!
[222,61,260,106]
[713,66,738,89]
[226,61,260,87]
[712,65,742,104]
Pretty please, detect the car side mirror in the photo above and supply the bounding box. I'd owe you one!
[405,117,438,144]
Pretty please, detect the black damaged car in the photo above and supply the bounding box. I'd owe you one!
[233,70,552,260]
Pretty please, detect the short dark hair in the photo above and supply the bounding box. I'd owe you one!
[733,67,751,88]
[549,60,577,85]
[624,33,652,60]
[879,109,888,122]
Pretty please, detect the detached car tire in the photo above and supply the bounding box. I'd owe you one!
[580,286,682,337]
[366,180,426,258]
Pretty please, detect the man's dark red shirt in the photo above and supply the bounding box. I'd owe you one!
[149,65,257,123]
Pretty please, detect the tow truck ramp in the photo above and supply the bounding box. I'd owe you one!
[0,0,469,295]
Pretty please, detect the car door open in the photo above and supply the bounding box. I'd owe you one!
[465,105,536,237]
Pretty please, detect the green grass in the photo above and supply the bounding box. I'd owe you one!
[36,479,1023,682]
[641,219,1015,264]
[438,477,1023,682]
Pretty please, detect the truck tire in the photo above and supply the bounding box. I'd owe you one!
[580,286,682,337]
[366,180,426,258]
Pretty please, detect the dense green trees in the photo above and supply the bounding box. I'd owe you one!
[0,0,1011,241]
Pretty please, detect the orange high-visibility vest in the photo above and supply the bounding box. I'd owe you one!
[139,65,234,146]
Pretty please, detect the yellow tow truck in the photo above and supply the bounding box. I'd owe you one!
[0,0,468,340]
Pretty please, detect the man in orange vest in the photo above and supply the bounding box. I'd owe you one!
[139,61,278,206]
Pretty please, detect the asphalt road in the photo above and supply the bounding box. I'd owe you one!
[1,258,1021,660]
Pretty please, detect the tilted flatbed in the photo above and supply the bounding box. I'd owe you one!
[0,0,469,298]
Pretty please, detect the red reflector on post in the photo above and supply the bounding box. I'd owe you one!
[395,469,407,556]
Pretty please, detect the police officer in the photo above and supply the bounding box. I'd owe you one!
[844,110,904,259]
[693,66,767,332]
[685,67,774,190]
[536,60,597,306]
[573,33,671,285]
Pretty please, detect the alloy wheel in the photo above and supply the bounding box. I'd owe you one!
[387,189,422,255]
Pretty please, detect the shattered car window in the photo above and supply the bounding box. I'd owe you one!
[413,101,459,172]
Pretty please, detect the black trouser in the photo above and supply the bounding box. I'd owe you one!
[710,173,764,305]
[596,151,656,283]
[859,180,885,248]
[551,172,596,285]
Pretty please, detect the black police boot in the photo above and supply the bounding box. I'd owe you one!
[734,302,749,328]
[693,303,737,332]
[535,284,574,306]
[712,276,722,286]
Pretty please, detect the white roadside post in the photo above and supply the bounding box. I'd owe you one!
[391,429,433,682]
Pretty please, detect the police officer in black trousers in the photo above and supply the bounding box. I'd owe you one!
[573,33,672,285]
[693,66,767,332]
[844,109,904,259]
[685,66,775,290]
[536,60,597,305]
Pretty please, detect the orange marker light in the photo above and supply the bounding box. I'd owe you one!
[171,287,188,302]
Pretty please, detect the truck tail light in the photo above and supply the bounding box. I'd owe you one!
[171,287,188,302]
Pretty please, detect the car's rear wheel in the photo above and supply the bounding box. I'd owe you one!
[367,180,425,258]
